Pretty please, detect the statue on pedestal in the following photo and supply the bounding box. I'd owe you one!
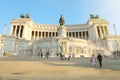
[58,15,67,37]
[59,15,65,26]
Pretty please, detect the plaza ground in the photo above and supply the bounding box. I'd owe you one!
[0,57,120,80]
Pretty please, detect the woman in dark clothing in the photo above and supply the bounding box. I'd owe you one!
[97,53,102,68]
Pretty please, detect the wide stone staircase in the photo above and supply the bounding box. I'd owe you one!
[92,39,112,56]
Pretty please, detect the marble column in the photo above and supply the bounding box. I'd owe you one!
[77,32,79,38]
[21,26,24,39]
[18,26,21,38]
[84,31,87,39]
[41,31,42,39]
[67,32,69,37]
[95,26,99,39]
[107,27,109,36]
[103,27,106,37]
[10,25,14,35]
[99,27,103,38]
[37,31,39,40]
[79,32,81,38]
[34,31,35,40]
[102,26,105,38]
[16,26,19,37]
[81,31,83,39]
[47,32,49,38]
[14,26,17,37]
[44,32,46,38]
[75,32,76,38]
[51,32,53,37]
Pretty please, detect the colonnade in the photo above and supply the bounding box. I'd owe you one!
[67,31,89,39]
[31,31,89,40]
[12,25,24,38]
[97,26,108,39]
[31,31,58,40]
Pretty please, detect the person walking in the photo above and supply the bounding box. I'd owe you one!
[90,54,96,67]
[97,53,102,68]
[68,55,71,61]
[41,52,43,58]
[46,51,50,59]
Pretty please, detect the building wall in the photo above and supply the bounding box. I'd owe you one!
[7,17,120,57]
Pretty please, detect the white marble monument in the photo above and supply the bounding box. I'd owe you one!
[0,14,120,57]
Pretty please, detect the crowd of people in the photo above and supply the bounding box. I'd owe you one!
[112,50,120,59]
[3,48,118,69]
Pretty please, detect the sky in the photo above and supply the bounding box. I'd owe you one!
[0,0,120,35]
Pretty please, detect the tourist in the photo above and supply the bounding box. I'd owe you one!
[56,51,59,57]
[13,52,17,57]
[3,51,6,57]
[60,52,63,60]
[41,52,43,58]
[90,54,96,67]
[72,54,74,58]
[38,52,40,57]
[97,53,102,68]
[46,51,50,59]
[68,55,71,61]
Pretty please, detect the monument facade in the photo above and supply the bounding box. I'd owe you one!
[0,14,120,57]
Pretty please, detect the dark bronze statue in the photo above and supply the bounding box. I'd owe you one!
[26,13,30,18]
[20,14,25,18]
[20,13,30,18]
[59,15,65,26]
[90,14,94,19]
[95,15,99,19]
[90,14,99,19]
